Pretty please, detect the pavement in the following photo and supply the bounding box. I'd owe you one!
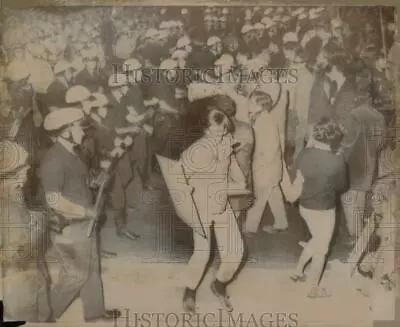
[42,171,392,327]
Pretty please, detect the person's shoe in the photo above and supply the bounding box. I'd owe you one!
[262,225,288,234]
[210,280,233,312]
[183,287,196,313]
[101,250,118,258]
[85,309,122,322]
[307,286,332,299]
[117,227,140,240]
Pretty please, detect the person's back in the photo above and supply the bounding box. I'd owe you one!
[295,147,347,210]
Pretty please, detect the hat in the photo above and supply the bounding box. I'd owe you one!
[331,18,343,29]
[281,15,292,24]
[272,14,282,23]
[207,94,236,117]
[222,8,229,15]
[283,32,299,44]
[82,48,99,61]
[123,58,142,72]
[207,36,222,47]
[171,49,188,60]
[108,73,129,87]
[261,17,276,29]
[204,15,212,21]
[6,62,31,82]
[160,59,178,70]
[298,13,308,20]
[159,21,169,29]
[144,97,159,106]
[309,8,322,20]
[291,7,305,17]
[144,28,159,39]
[181,8,188,15]
[264,8,274,16]
[0,141,29,176]
[253,23,265,30]
[66,85,91,104]
[241,24,253,34]
[89,92,109,108]
[214,53,234,68]
[176,36,191,49]
[43,107,84,131]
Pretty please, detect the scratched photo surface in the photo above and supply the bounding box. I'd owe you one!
[0,2,399,327]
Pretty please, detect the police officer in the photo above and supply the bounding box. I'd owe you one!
[39,107,121,322]
[96,73,141,241]
[0,140,51,322]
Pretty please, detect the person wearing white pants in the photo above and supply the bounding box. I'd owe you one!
[244,90,289,234]
[285,117,347,298]
[180,96,246,313]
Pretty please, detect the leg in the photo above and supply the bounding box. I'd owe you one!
[109,173,139,241]
[265,184,289,231]
[182,225,212,313]
[244,186,271,234]
[80,238,107,320]
[214,207,244,283]
[341,190,366,242]
[211,206,244,311]
[49,241,93,319]
[300,207,336,297]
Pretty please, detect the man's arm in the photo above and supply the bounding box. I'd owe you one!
[41,158,86,220]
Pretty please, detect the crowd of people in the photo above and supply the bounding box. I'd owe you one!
[0,4,398,322]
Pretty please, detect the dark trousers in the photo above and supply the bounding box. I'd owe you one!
[49,237,106,320]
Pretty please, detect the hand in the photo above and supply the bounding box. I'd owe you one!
[95,170,111,186]
[295,169,304,183]
[85,206,99,220]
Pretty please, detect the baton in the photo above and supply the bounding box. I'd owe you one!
[86,177,108,238]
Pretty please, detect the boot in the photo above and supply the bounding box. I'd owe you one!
[116,226,140,241]
[210,279,233,312]
[182,287,196,313]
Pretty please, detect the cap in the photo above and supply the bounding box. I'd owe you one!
[331,18,343,29]
[108,73,129,87]
[0,141,29,175]
[261,17,276,29]
[298,13,308,20]
[291,7,305,17]
[207,36,222,47]
[264,8,274,16]
[123,58,142,72]
[65,85,91,103]
[43,107,84,131]
[241,24,253,34]
[160,59,178,70]
[171,49,188,60]
[6,63,31,82]
[283,32,299,44]
[253,23,265,30]
[214,53,234,67]
[159,21,169,29]
[176,36,191,49]
[144,28,159,39]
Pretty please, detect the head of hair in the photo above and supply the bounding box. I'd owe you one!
[312,117,344,152]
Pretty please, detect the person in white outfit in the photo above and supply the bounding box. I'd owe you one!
[181,95,246,313]
[244,90,289,235]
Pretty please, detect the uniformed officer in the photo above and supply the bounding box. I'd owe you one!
[95,73,141,241]
[181,95,245,313]
[39,107,121,322]
[43,60,76,114]
[74,47,105,93]
[0,140,51,322]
